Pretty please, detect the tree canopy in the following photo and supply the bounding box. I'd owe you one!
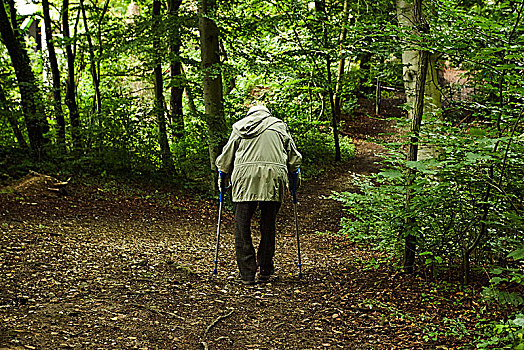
[1,0,523,347]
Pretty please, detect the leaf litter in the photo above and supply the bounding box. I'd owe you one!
[0,114,507,349]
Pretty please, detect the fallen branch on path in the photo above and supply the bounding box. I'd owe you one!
[204,310,234,336]
[215,336,232,343]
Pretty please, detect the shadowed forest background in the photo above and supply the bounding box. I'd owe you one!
[0,0,523,348]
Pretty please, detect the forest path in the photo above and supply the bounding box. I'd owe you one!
[0,114,478,349]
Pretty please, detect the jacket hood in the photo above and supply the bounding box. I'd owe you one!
[233,105,281,139]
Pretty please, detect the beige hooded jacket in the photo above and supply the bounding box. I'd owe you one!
[215,105,302,202]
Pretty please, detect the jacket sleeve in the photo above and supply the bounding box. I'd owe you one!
[215,131,239,174]
[285,129,302,173]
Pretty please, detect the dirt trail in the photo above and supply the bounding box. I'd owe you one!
[0,115,485,349]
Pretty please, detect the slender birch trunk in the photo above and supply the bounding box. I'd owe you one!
[96,0,110,89]
[181,65,198,116]
[42,0,65,149]
[168,0,184,140]
[397,0,441,124]
[334,0,350,119]
[199,0,227,186]
[153,0,173,171]
[403,0,430,274]
[316,0,341,161]
[62,0,81,150]
[80,0,102,115]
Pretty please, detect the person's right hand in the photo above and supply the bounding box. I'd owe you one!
[289,169,300,192]
[218,171,228,192]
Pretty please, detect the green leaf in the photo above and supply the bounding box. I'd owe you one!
[490,276,504,285]
[508,248,524,260]
[511,314,524,327]
[494,63,516,70]
[404,160,437,174]
[469,128,488,136]
[466,152,482,162]
[379,169,403,179]
[405,160,425,170]
[506,293,524,307]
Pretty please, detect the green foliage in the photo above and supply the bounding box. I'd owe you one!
[0,0,366,185]
[224,75,356,179]
[422,317,470,342]
[333,171,404,252]
[334,0,524,289]
[293,127,354,179]
[478,247,524,349]
[336,114,523,264]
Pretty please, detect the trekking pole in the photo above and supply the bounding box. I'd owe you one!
[290,170,303,279]
[212,171,227,275]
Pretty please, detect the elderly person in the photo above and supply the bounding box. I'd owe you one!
[215,105,302,285]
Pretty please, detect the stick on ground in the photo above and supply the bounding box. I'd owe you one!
[204,310,234,336]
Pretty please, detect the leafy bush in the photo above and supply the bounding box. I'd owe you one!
[334,113,524,275]
[293,127,355,179]
[333,171,404,252]
[478,247,524,349]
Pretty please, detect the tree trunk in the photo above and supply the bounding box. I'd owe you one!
[6,0,17,32]
[375,76,381,115]
[199,0,227,184]
[327,56,341,162]
[42,0,65,149]
[317,0,341,161]
[168,0,184,140]
[0,83,28,149]
[403,0,430,274]
[96,0,110,89]
[220,40,236,95]
[357,52,373,97]
[181,65,198,116]
[153,0,173,171]
[62,0,81,150]
[334,0,349,119]
[0,0,49,157]
[396,0,441,123]
[80,0,102,115]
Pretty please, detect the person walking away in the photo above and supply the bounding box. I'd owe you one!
[215,105,302,285]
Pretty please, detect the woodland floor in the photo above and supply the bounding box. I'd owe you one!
[0,106,504,349]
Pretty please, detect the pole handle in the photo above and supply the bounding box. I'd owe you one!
[218,171,227,202]
[290,169,300,204]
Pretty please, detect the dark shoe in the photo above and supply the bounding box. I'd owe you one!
[237,273,255,285]
[258,275,271,282]
[258,267,274,282]
[240,279,255,285]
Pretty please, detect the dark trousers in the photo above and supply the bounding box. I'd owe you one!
[234,201,281,281]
